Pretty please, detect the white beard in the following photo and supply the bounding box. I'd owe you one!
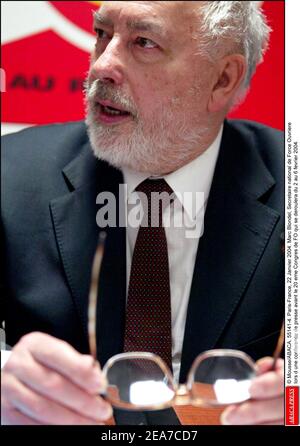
[85,79,208,174]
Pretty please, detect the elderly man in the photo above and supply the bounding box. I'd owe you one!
[1,1,284,425]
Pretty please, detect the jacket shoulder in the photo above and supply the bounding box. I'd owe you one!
[2,121,90,214]
[2,121,88,169]
[227,119,284,181]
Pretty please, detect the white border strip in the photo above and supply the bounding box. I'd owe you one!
[285,0,300,427]
[1,123,34,136]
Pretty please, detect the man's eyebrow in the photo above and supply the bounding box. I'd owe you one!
[93,11,166,37]
[93,11,113,28]
[126,19,165,36]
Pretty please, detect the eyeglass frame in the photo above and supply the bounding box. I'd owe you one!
[100,349,258,411]
[88,232,284,410]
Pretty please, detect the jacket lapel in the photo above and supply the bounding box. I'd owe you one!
[50,141,127,367]
[179,121,280,382]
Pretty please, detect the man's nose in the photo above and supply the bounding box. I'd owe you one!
[91,38,125,86]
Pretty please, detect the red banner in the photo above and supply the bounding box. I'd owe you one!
[1,1,284,130]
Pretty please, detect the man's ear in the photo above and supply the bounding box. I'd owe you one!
[208,54,247,113]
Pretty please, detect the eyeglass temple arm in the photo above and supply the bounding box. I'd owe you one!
[271,322,284,371]
[88,232,107,362]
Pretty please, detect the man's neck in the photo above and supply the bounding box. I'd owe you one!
[157,121,224,176]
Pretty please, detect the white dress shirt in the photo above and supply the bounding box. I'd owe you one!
[123,125,223,382]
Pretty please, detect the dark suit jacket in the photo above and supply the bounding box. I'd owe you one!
[1,119,284,384]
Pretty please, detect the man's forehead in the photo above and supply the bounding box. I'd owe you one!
[100,1,200,20]
[102,1,186,8]
[97,1,203,40]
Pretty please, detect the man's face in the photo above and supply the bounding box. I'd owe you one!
[85,1,217,174]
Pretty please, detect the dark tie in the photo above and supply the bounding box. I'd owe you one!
[123,178,174,371]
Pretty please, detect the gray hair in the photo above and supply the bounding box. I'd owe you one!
[196,1,271,98]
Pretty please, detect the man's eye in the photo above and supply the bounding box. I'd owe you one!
[94,28,110,40]
[135,37,159,49]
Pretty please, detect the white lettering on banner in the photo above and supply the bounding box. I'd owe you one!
[1,1,94,52]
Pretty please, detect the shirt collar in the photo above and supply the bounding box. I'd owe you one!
[123,125,223,222]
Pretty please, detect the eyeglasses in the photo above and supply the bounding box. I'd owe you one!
[88,233,284,410]
[100,349,258,410]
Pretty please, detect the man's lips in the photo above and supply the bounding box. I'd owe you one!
[98,99,130,114]
[95,99,133,125]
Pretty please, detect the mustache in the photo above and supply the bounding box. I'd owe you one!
[84,78,138,117]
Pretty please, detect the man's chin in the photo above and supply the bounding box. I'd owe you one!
[89,141,156,174]
[86,118,147,172]
[89,140,135,171]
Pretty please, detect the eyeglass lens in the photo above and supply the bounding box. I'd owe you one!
[105,357,175,406]
[191,355,256,405]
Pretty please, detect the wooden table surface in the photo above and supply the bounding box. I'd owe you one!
[174,405,223,425]
[106,405,223,425]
